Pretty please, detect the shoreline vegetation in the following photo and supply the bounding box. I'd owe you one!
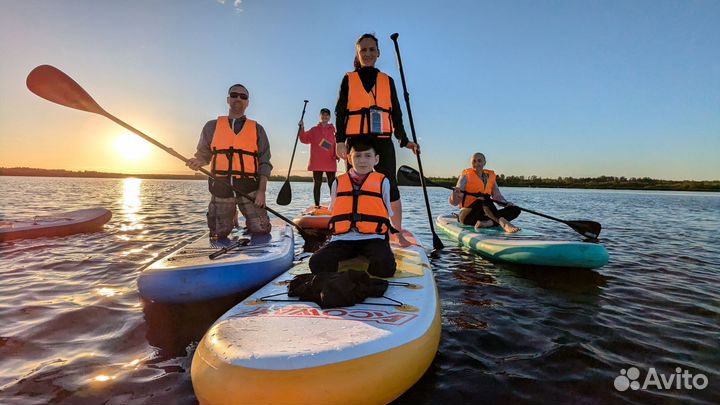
[1,167,718,192]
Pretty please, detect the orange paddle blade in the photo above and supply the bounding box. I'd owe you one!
[26,65,106,115]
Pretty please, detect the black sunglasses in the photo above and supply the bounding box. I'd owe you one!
[229,92,249,100]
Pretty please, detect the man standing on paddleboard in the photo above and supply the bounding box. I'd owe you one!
[186,84,273,238]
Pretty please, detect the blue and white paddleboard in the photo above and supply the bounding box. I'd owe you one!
[138,218,294,303]
[436,214,608,269]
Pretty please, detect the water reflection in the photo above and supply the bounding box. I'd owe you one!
[123,359,141,368]
[122,178,142,214]
[95,288,117,297]
[142,294,250,360]
[2,178,718,405]
[494,262,608,296]
[119,178,144,235]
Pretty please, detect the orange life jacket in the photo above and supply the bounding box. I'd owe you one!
[461,168,497,208]
[344,71,393,138]
[329,172,390,235]
[210,117,259,179]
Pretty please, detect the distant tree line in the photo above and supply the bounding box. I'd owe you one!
[412,174,720,192]
[0,167,311,182]
[2,167,718,191]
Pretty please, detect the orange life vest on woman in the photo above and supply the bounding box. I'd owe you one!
[344,71,394,138]
[329,172,390,235]
[210,117,259,179]
[461,168,497,208]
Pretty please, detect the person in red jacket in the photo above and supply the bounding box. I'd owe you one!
[299,108,337,207]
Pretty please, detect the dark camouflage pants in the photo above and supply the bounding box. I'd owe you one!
[207,192,271,238]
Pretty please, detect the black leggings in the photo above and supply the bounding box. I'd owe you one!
[309,238,396,278]
[312,171,336,206]
[459,199,521,226]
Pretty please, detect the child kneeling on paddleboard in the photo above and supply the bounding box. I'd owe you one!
[309,138,404,278]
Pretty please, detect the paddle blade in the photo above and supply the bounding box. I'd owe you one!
[276,180,292,205]
[397,165,422,186]
[432,232,445,250]
[567,220,602,239]
[26,65,106,115]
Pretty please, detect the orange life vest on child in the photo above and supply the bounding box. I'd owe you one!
[329,172,390,235]
[210,117,259,179]
[344,71,394,138]
[461,168,497,208]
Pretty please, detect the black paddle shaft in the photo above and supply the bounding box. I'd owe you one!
[276,100,309,205]
[286,100,309,179]
[391,33,444,250]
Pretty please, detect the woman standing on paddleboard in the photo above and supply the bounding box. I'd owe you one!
[334,33,419,235]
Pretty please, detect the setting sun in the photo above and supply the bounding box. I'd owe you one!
[113,133,150,160]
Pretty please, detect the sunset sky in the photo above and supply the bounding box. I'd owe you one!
[1,0,718,180]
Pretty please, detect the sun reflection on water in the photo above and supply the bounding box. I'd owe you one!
[95,288,117,297]
[119,178,144,232]
[123,359,141,368]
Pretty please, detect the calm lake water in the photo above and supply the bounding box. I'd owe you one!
[1,176,718,404]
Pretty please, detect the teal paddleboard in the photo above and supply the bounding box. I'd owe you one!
[436,214,608,269]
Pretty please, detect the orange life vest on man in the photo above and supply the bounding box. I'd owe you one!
[210,117,259,179]
[344,71,394,138]
[329,171,390,235]
[461,168,497,208]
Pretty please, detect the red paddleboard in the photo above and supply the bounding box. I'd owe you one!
[0,208,112,242]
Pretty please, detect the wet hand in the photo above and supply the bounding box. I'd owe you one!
[336,143,347,160]
[397,233,414,247]
[406,142,420,155]
[254,191,266,208]
[186,158,204,171]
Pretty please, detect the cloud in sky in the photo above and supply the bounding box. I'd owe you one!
[216,0,243,13]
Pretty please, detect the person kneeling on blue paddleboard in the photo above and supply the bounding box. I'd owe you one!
[186,84,273,238]
[449,152,521,233]
[310,138,409,277]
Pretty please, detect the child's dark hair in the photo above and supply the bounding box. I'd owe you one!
[353,33,379,70]
[347,137,376,153]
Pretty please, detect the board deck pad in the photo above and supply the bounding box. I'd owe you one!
[191,229,441,405]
